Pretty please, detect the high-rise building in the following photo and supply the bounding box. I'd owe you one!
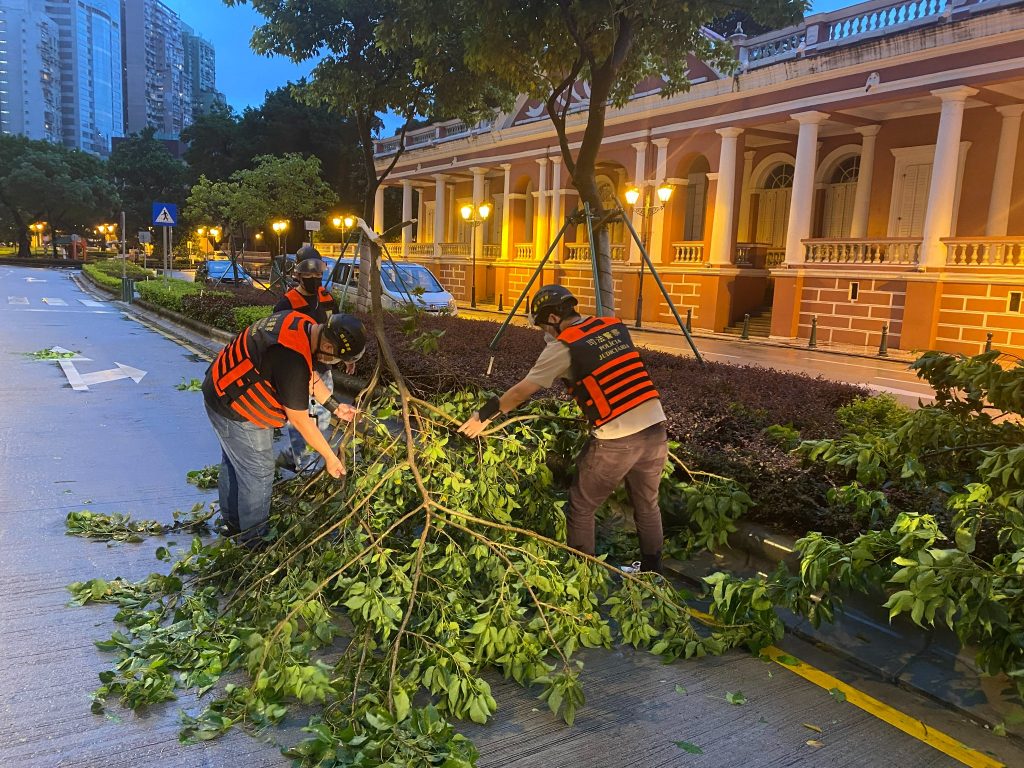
[123,0,191,139]
[42,0,124,154]
[181,24,223,115]
[0,0,62,143]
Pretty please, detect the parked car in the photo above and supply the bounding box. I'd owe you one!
[325,257,457,315]
[199,258,254,285]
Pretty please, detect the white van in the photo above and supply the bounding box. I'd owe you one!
[325,257,457,315]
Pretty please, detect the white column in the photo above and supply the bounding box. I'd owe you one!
[737,150,756,243]
[850,125,880,239]
[416,189,425,243]
[649,138,671,263]
[373,185,385,233]
[401,180,413,250]
[534,158,549,259]
[549,157,562,253]
[709,127,744,266]
[920,86,977,268]
[433,174,447,257]
[471,166,487,258]
[986,105,1024,237]
[629,141,649,262]
[500,163,512,260]
[784,111,829,266]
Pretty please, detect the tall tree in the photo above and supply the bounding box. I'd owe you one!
[185,153,337,254]
[0,135,118,258]
[108,128,190,237]
[181,103,248,182]
[404,0,804,310]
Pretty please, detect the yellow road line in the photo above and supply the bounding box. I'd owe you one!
[759,643,1004,768]
[686,608,1002,767]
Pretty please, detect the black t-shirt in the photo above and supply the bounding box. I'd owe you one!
[203,344,311,421]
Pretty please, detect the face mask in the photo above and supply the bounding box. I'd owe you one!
[300,276,321,294]
[543,331,556,343]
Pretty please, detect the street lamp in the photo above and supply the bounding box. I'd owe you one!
[331,215,356,257]
[460,202,492,308]
[625,182,673,328]
[30,222,46,254]
[271,220,288,258]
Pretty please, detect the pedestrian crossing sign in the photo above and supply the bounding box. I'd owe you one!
[152,202,178,226]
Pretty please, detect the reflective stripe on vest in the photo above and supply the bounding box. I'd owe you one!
[557,317,660,427]
[210,311,314,427]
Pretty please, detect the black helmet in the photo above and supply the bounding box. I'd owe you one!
[530,284,578,326]
[295,257,325,276]
[295,244,322,262]
[322,314,366,362]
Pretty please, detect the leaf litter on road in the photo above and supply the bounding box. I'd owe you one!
[673,740,704,755]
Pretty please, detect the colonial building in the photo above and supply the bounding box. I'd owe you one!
[372,0,1024,356]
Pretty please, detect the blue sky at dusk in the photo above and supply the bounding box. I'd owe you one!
[169,0,855,120]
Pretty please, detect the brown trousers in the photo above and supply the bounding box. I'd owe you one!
[567,422,668,557]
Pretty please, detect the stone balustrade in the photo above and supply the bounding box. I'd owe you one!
[439,242,470,257]
[515,243,535,260]
[564,244,628,262]
[406,243,435,258]
[944,238,1024,267]
[672,242,704,264]
[803,238,921,265]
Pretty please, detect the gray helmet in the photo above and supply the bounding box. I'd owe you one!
[295,257,326,276]
[530,284,578,326]
[295,244,322,262]
[322,314,366,362]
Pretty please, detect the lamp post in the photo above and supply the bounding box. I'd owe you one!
[271,220,288,258]
[30,222,45,255]
[460,202,492,308]
[331,214,356,256]
[625,182,673,329]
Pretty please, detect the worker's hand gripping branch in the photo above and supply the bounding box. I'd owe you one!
[458,396,501,438]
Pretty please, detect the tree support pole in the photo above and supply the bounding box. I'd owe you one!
[617,205,704,364]
[583,202,604,317]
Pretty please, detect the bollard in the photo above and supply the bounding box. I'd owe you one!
[685,308,692,333]
[497,293,503,313]
[121,276,136,304]
[808,316,818,349]
[878,322,889,357]
[985,332,993,353]
[740,313,751,340]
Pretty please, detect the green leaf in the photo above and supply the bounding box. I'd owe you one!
[828,687,846,703]
[725,691,747,706]
[675,684,687,695]
[673,740,704,754]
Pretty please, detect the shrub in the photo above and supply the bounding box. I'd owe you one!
[231,305,273,332]
[136,278,204,313]
[835,394,911,436]
[83,260,154,290]
[178,291,237,329]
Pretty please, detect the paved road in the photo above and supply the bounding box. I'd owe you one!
[461,307,934,405]
[0,264,1016,767]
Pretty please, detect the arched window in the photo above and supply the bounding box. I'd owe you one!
[756,164,794,247]
[818,157,859,238]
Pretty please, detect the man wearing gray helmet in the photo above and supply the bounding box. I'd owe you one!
[273,246,347,471]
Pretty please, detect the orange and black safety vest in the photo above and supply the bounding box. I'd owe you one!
[285,286,334,315]
[209,311,313,428]
[558,317,661,427]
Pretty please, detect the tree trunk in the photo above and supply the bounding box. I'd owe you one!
[572,168,614,314]
[17,227,30,258]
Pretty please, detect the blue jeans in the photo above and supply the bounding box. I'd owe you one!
[285,369,333,469]
[205,401,274,544]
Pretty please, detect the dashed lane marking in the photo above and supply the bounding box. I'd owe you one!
[78,298,106,307]
[42,297,67,306]
[8,296,28,304]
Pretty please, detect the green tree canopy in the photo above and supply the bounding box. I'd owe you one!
[181,103,248,182]
[185,153,337,253]
[0,134,119,258]
[108,128,190,237]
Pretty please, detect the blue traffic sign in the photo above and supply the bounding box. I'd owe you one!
[152,202,178,226]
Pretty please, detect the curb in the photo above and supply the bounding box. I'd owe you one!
[462,305,918,364]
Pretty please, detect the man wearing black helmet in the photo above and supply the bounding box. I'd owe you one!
[273,248,345,470]
[202,310,367,546]
[458,285,667,573]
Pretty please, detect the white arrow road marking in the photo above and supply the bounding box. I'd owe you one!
[33,346,91,363]
[8,296,28,304]
[78,299,106,307]
[57,360,146,391]
[24,277,46,282]
[42,297,67,305]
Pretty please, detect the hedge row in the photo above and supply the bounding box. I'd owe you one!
[358,314,868,537]
[82,259,154,290]
[135,279,273,333]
